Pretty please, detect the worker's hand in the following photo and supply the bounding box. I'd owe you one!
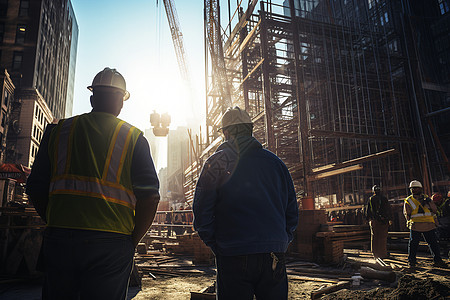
[388,220,393,225]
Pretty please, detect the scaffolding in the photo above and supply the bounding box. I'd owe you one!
[185,0,448,207]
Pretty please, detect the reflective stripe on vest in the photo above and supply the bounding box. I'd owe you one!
[103,121,133,183]
[437,200,448,217]
[405,195,435,223]
[55,116,77,176]
[50,176,136,209]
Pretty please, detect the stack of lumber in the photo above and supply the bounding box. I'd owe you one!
[315,225,369,263]
[320,225,369,247]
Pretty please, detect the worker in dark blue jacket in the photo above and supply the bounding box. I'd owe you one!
[193,106,299,300]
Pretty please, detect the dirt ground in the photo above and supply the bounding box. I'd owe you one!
[131,275,330,300]
[129,249,450,300]
[322,274,450,299]
[1,249,449,299]
[131,272,450,300]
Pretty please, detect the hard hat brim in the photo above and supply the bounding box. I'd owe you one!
[87,85,130,101]
[217,122,253,132]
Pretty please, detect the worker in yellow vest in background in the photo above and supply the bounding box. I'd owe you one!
[403,180,447,268]
[26,68,160,299]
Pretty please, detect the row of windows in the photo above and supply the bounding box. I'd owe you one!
[369,0,449,16]
[34,104,48,127]
[32,124,42,143]
[0,23,27,44]
[0,0,30,17]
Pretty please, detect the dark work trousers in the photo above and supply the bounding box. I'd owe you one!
[43,228,135,300]
[369,220,389,258]
[215,253,288,300]
[408,229,442,263]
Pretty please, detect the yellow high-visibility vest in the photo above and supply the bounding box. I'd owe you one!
[405,195,435,228]
[47,112,142,235]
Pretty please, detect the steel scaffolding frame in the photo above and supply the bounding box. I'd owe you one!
[188,0,434,206]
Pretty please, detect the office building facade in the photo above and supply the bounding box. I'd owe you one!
[0,0,78,167]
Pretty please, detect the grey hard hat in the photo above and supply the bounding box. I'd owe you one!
[219,106,253,130]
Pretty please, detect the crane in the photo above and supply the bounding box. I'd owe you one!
[158,0,191,85]
[204,0,232,108]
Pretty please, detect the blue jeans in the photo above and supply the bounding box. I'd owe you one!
[43,228,135,300]
[215,253,288,300]
[408,229,442,263]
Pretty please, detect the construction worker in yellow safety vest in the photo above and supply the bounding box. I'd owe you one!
[26,68,160,299]
[403,180,447,268]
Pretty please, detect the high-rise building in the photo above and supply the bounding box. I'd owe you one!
[0,69,15,163]
[144,128,160,169]
[0,0,78,167]
[166,127,189,207]
[0,0,78,120]
[64,1,77,118]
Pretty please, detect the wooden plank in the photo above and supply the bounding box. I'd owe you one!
[288,275,339,284]
[310,281,351,299]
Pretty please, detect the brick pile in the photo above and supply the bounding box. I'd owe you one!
[167,233,214,265]
[191,233,215,265]
[293,209,327,261]
[320,237,344,264]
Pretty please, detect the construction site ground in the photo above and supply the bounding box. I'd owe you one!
[0,248,449,299]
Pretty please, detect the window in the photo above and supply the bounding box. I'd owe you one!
[3,90,8,106]
[438,0,450,14]
[380,11,389,26]
[16,25,26,44]
[19,0,29,17]
[12,52,23,70]
[388,39,398,53]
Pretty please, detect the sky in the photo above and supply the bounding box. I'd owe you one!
[70,0,206,132]
[69,0,207,170]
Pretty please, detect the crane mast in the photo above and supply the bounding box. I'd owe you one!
[161,0,190,85]
[205,0,232,108]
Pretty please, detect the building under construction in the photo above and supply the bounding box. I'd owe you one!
[183,0,450,207]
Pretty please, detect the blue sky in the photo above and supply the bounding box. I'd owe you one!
[70,0,206,131]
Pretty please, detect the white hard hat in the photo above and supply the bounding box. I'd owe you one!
[87,67,130,101]
[219,106,253,130]
[409,180,423,188]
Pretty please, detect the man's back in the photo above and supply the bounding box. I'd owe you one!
[46,112,141,234]
[194,135,298,256]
